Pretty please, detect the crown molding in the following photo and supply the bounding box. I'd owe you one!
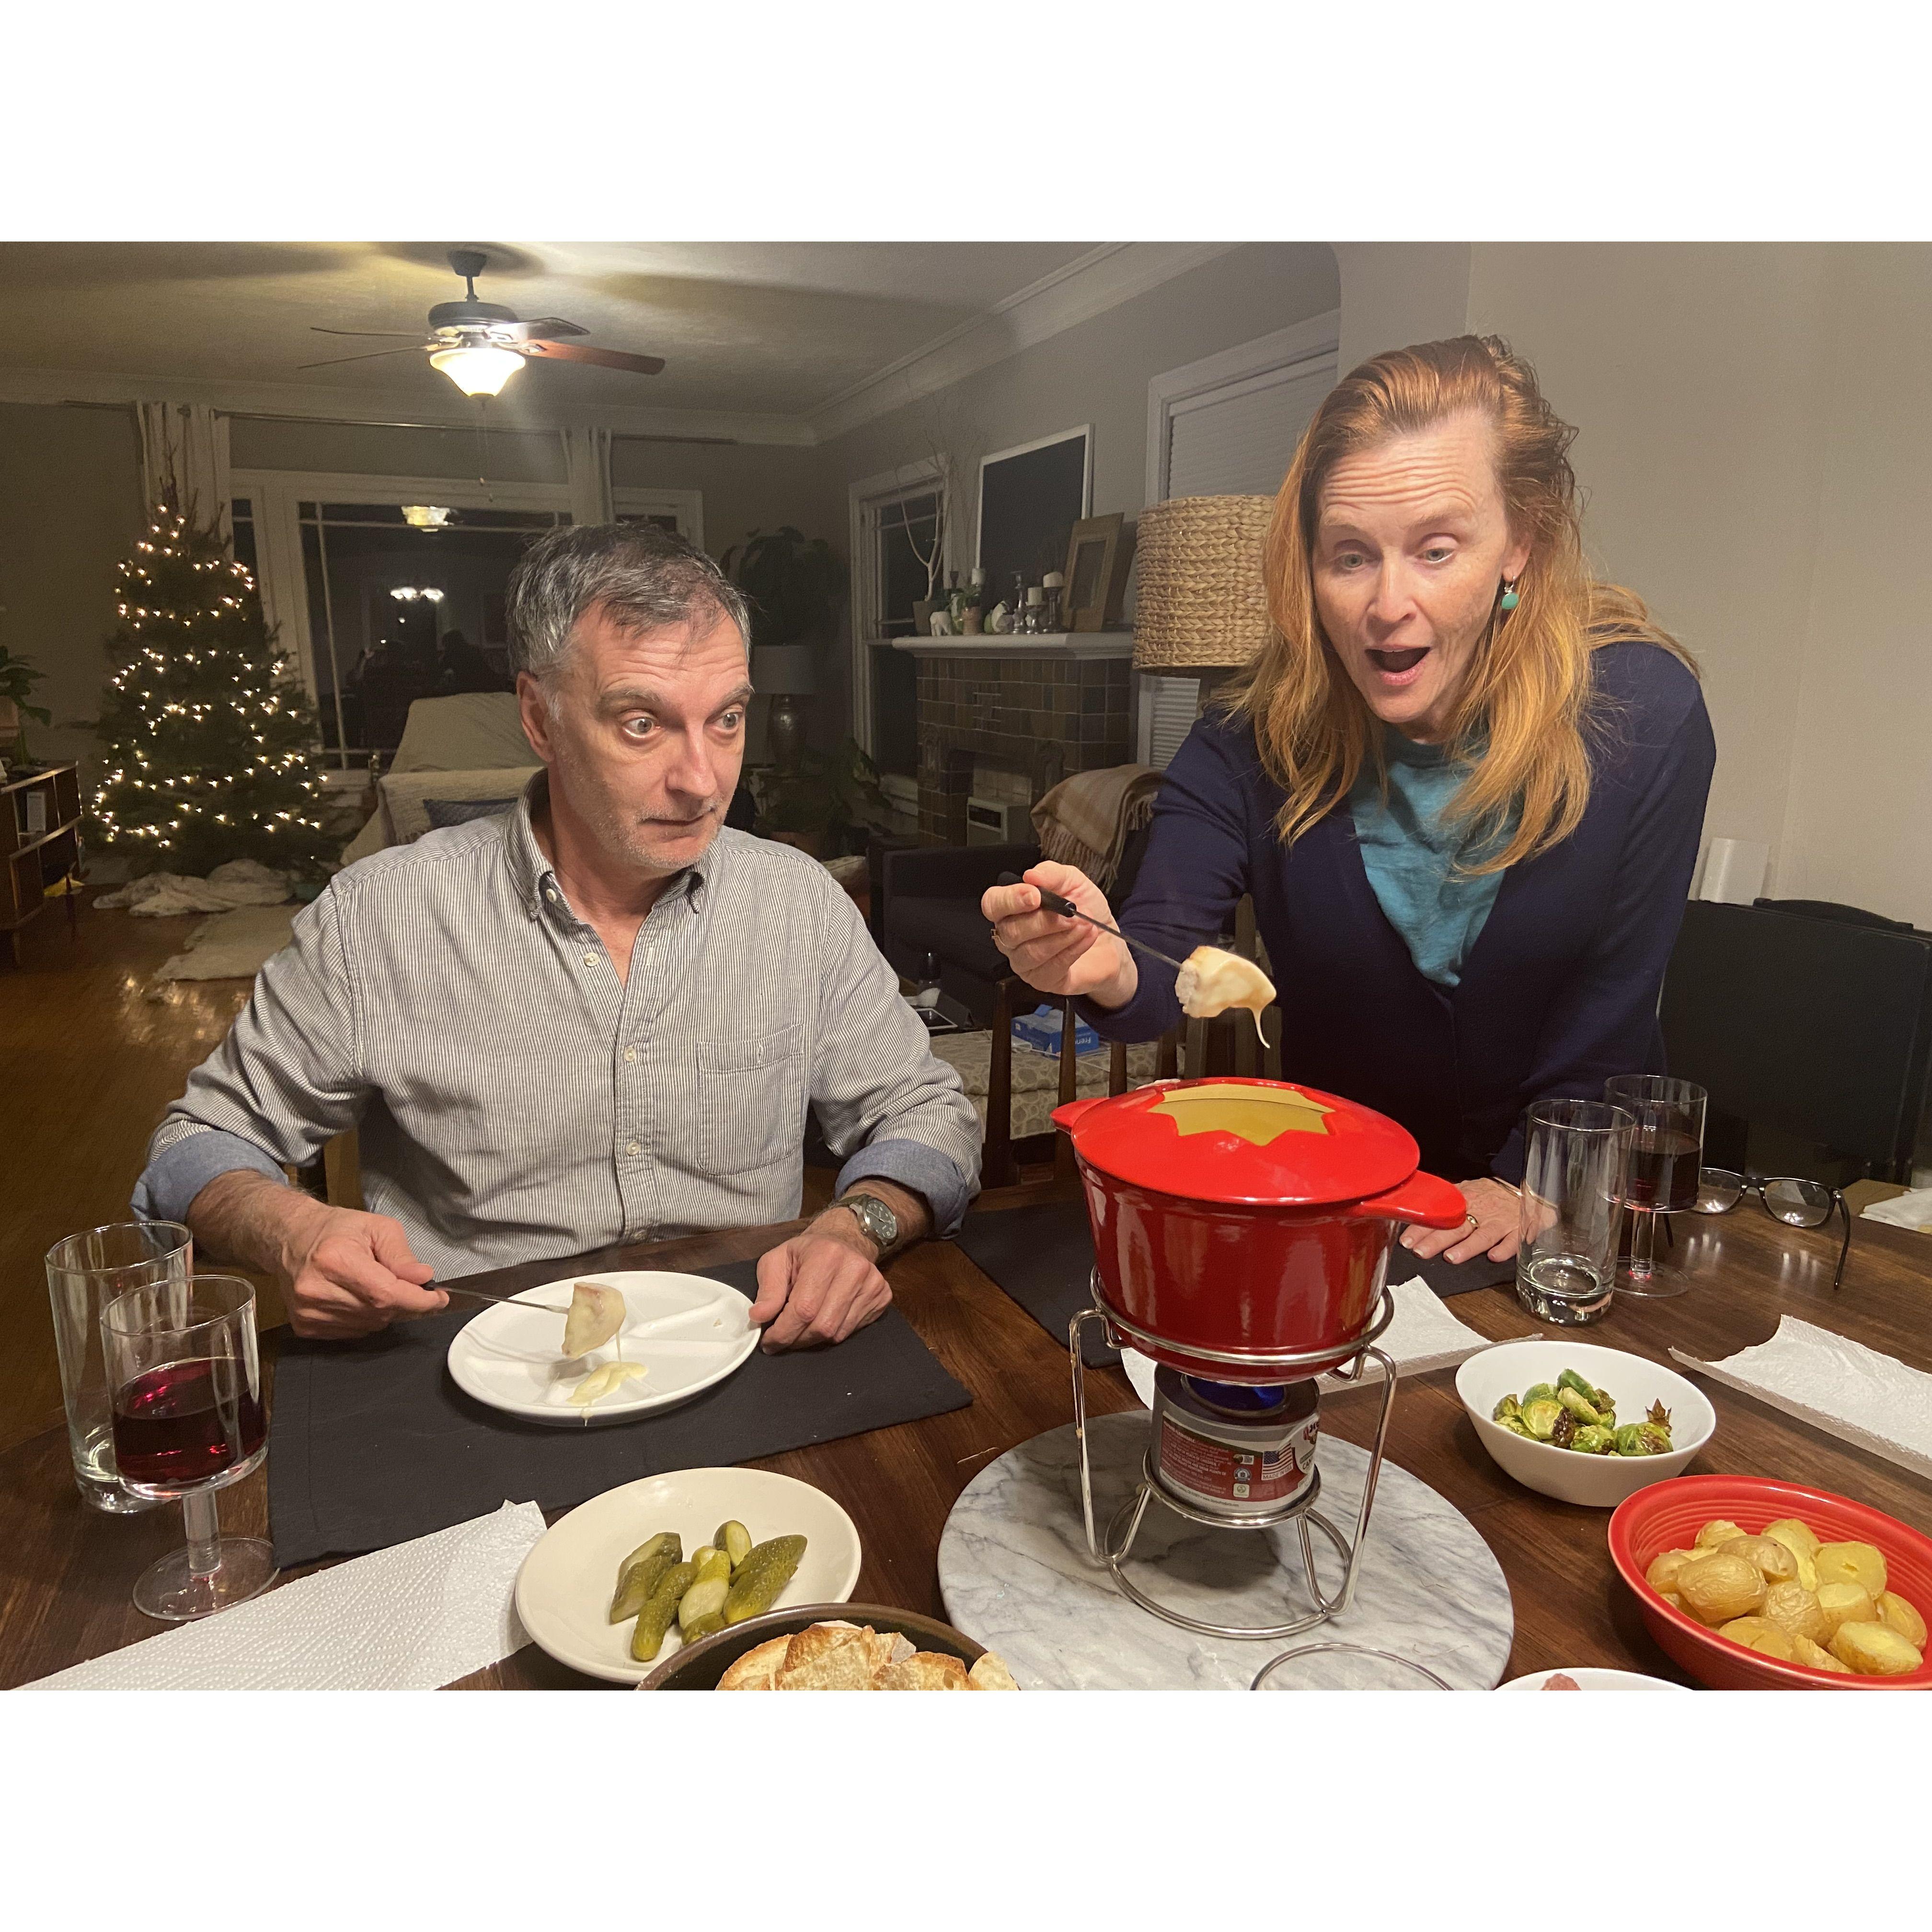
[804,242,1241,444]
[0,365,816,446]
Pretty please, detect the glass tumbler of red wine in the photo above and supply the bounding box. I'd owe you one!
[1604,1074,1709,1299]
[98,1273,278,1622]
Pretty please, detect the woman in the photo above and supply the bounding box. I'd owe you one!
[983,336,1714,1265]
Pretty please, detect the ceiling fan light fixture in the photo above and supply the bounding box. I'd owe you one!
[401,505,452,529]
[430,344,523,397]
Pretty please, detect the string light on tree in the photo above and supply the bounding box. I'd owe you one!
[89,499,333,878]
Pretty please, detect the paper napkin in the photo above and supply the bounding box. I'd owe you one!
[1670,1317,1932,1482]
[22,1499,546,1692]
[1119,1277,1490,1408]
[1860,1185,1932,1233]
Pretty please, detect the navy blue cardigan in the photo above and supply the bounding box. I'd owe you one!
[1081,641,1716,1185]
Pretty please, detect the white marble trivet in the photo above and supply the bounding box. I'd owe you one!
[939,1414,1513,1690]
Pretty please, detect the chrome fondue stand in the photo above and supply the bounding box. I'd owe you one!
[1069,1275,1401,1643]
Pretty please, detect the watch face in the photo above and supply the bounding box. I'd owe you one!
[846,1195,897,1248]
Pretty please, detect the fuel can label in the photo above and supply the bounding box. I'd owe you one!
[1155,1415,1318,1510]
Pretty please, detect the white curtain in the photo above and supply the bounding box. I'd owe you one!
[560,425,614,526]
[138,401,232,542]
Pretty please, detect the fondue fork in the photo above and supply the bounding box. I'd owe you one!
[995,872,1189,974]
[437,1284,735,1337]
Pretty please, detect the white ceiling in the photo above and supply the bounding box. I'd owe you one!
[0,241,1104,424]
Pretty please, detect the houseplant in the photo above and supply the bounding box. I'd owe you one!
[0,646,53,767]
[753,739,896,860]
[719,527,846,650]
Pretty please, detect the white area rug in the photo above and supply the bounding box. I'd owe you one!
[150,903,296,986]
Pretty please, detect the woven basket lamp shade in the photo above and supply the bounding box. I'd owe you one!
[1131,494,1276,670]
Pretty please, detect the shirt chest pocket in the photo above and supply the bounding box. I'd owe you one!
[695,1024,805,1176]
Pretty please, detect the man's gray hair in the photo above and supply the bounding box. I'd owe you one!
[505,522,751,681]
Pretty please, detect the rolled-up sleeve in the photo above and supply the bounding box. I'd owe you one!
[131,885,370,1219]
[807,881,981,1235]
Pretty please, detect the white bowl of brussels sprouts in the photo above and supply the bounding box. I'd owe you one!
[1455,1339,1716,1508]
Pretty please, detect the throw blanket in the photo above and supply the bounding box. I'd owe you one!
[93,858,289,918]
[1030,765,1160,892]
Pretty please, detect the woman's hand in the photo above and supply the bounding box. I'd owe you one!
[1399,1175,1522,1265]
[981,862,1139,1009]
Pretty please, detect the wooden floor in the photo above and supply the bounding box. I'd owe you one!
[0,901,260,1451]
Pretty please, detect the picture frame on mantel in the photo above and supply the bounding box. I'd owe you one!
[977,426,1092,609]
[1061,513,1132,632]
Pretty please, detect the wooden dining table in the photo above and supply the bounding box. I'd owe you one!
[3,1179,1928,1691]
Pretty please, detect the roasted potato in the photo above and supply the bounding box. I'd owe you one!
[1828,1620,1923,1676]
[1763,1516,1821,1561]
[1718,1615,1799,1662]
[1695,1518,1748,1551]
[1677,1551,1767,1626]
[1758,1579,1829,1646]
[1877,1590,1928,1649]
[1815,1581,1879,1635]
[1725,1535,1799,1585]
[1815,1540,1888,1600]
[1791,1633,1852,1674]
[1644,1548,1702,1596]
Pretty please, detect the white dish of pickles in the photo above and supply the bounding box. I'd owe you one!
[514,1467,862,1684]
[447,1270,758,1425]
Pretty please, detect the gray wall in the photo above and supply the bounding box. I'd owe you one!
[0,402,147,781]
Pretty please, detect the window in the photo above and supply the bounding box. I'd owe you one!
[851,477,944,782]
[298,500,566,766]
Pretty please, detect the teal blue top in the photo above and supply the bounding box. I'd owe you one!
[1346,730,1514,989]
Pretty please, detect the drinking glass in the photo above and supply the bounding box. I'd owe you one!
[99,1273,278,1622]
[1516,1100,1633,1325]
[45,1221,191,1514]
[1605,1075,1708,1298]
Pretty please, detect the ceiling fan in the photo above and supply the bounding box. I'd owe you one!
[299,248,665,396]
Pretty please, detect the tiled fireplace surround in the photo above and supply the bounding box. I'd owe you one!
[913,649,1134,844]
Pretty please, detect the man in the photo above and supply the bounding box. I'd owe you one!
[134,524,980,1349]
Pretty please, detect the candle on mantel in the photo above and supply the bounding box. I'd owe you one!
[1025,586,1044,606]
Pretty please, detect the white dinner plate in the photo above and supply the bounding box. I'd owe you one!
[514,1467,862,1684]
[446,1270,758,1425]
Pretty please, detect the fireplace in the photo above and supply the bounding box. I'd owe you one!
[897,636,1135,846]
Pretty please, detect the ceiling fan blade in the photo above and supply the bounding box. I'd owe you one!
[296,345,426,370]
[518,339,665,376]
[310,325,431,339]
[498,315,590,341]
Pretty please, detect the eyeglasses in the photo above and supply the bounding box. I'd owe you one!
[1690,1169,1851,1290]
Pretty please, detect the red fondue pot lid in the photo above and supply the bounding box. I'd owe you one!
[1052,1077,1420,1208]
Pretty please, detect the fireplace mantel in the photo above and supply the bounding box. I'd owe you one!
[886,631,1133,661]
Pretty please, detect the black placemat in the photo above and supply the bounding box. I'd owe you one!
[267,1259,971,1569]
[953,1199,1512,1364]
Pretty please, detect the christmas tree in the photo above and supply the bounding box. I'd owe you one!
[90,500,333,879]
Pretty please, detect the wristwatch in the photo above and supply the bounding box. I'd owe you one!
[835,1191,900,1259]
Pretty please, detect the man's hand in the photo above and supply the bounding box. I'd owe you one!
[187,1171,447,1340]
[1398,1175,1522,1265]
[750,1211,893,1352]
[981,862,1139,1010]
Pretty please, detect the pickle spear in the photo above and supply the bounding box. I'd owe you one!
[678,1575,730,1633]
[724,1534,807,1625]
[692,1547,732,1589]
[715,1520,753,1569]
[609,1532,681,1624]
[630,1559,698,1663]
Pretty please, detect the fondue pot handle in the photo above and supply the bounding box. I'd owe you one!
[1051,1096,1106,1134]
[1342,1168,1469,1230]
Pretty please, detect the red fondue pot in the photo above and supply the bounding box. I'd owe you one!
[1052,1078,1468,1382]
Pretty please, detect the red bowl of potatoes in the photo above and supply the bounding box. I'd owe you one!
[1609,1474,1932,1690]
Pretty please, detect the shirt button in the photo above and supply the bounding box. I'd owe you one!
[626,1140,640,1157]
[582,950,598,966]
[623,1046,637,1063]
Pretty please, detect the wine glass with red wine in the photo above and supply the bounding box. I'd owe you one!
[99,1273,278,1622]
[1604,1075,1708,1299]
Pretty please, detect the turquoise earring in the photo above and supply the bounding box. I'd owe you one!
[1499,578,1520,611]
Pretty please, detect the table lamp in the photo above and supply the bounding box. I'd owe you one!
[751,644,819,773]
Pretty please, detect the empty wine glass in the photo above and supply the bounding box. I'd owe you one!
[1605,1075,1708,1299]
[99,1273,278,1622]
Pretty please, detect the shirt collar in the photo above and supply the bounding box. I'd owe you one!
[506,770,721,920]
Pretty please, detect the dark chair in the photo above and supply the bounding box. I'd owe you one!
[1660,900,1932,1183]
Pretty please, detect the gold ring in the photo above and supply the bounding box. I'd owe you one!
[1463,1212,1479,1229]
